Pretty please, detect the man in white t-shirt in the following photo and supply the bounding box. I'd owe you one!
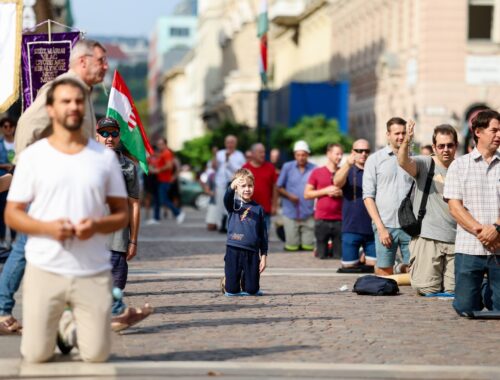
[213,135,245,231]
[5,78,128,363]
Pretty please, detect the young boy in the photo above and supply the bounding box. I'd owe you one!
[221,168,268,295]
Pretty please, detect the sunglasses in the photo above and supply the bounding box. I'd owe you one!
[353,149,370,154]
[98,130,120,138]
[436,143,455,150]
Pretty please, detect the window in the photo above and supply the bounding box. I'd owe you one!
[468,0,494,40]
[170,27,190,37]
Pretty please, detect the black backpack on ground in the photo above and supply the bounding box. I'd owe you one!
[353,275,399,296]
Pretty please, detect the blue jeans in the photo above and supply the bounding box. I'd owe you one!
[373,226,411,268]
[110,251,128,316]
[342,232,376,265]
[453,253,500,317]
[154,182,180,220]
[0,233,27,315]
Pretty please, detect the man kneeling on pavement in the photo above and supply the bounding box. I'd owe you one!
[398,121,457,295]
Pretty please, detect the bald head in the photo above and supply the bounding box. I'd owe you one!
[251,143,265,165]
[352,139,370,150]
[225,135,238,153]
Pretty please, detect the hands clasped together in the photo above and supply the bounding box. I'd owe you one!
[48,218,97,242]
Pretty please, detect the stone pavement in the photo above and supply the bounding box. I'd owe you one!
[0,208,499,379]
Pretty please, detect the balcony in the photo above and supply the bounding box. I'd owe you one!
[269,0,309,26]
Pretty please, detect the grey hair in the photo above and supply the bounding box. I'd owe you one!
[69,39,106,66]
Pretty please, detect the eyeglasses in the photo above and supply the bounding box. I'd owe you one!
[97,130,120,138]
[84,54,108,65]
[436,143,456,150]
[353,149,370,154]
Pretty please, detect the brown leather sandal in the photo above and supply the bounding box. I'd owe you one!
[111,304,153,332]
[0,316,22,335]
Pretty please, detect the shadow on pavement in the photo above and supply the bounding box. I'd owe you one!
[152,302,289,315]
[121,316,340,335]
[111,344,315,361]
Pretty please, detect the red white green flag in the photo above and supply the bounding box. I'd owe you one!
[257,0,268,86]
[106,70,154,173]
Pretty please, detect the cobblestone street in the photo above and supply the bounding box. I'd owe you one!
[1,208,500,378]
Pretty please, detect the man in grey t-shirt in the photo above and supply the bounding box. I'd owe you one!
[95,117,152,331]
[398,122,458,295]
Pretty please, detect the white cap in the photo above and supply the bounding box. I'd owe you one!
[293,140,310,153]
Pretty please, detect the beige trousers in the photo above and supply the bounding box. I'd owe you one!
[283,216,315,249]
[409,236,455,294]
[21,264,112,363]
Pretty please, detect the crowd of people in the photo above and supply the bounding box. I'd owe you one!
[0,37,498,365]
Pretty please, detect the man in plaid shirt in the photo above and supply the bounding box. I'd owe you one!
[444,109,500,316]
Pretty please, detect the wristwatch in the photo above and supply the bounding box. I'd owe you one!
[494,223,500,234]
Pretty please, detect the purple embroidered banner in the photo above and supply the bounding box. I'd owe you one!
[21,32,80,110]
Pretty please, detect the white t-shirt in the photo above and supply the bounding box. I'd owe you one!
[8,138,127,276]
[214,149,245,187]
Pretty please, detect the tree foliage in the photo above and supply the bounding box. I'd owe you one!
[270,115,352,155]
[177,120,257,171]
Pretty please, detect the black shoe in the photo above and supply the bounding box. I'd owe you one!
[56,332,73,355]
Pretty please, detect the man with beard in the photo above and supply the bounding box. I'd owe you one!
[5,78,128,362]
[0,39,109,334]
[398,123,458,295]
[363,117,414,276]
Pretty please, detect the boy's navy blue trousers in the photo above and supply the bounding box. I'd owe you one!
[224,246,260,295]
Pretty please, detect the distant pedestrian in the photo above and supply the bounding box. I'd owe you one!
[277,140,316,251]
[304,143,343,259]
[243,143,278,231]
[420,145,433,156]
[221,169,268,295]
[5,78,128,362]
[0,117,17,249]
[334,139,376,271]
[213,135,245,232]
[444,109,500,316]
[363,117,414,275]
[95,117,153,331]
[152,138,185,224]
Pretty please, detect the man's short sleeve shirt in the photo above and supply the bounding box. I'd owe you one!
[8,139,127,276]
[443,148,500,255]
[277,160,316,219]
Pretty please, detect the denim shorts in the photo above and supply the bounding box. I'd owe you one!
[373,226,411,268]
[341,232,376,265]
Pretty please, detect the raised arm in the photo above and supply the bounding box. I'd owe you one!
[334,152,355,188]
[397,119,417,177]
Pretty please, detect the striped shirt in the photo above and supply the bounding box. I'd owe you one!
[443,148,500,256]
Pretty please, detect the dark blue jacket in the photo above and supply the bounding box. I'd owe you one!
[224,186,268,255]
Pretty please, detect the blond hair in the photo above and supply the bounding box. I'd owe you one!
[233,168,254,184]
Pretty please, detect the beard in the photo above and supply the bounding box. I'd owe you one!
[61,114,83,131]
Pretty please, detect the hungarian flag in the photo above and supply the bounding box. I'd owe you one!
[107,70,154,173]
[257,0,268,86]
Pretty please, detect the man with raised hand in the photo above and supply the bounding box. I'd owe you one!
[398,122,458,295]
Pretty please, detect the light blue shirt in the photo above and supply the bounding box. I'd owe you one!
[277,160,316,219]
[362,145,413,228]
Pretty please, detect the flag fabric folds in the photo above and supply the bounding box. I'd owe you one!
[0,0,22,112]
[106,70,154,174]
[257,0,268,86]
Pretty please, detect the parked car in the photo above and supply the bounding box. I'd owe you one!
[179,177,210,209]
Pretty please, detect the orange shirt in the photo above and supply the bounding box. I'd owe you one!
[156,149,174,183]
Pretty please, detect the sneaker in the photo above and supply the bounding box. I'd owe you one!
[145,219,160,225]
[57,309,77,354]
[176,211,186,224]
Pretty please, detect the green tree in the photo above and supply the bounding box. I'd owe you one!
[270,115,352,155]
[177,120,258,171]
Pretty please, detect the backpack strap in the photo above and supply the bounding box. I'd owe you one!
[417,158,435,222]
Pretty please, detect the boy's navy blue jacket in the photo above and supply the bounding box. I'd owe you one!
[224,186,268,255]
